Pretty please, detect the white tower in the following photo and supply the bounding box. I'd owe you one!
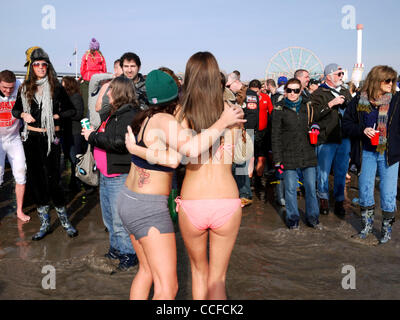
[351,24,364,88]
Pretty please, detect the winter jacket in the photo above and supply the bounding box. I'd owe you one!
[88,73,113,129]
[88,103,140,174]
[80,50,107,82]
[271,99,317,170]
[135,73,148,110]
[342,92,400,173]
[243,88,259,131]
[69,93,85,135]
[311,85,352,144]
[270,92,283,107]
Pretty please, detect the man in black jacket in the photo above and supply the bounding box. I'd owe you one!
[311,63,352,216]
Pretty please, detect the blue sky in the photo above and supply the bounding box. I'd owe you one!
[1,0,399,81]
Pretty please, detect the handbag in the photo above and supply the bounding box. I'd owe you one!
[233,128,254,164]
[75,145,99,186]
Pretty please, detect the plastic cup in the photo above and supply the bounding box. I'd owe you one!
[80,118,90,130]
[309,131,318,145]
[370,130,380,146]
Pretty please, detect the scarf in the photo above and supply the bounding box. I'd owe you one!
[21,76,55,155]
[358,91,392,154]
[285,96,303,113]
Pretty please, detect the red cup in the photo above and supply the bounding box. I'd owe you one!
[309,131,318,144]
[371,130,380,146]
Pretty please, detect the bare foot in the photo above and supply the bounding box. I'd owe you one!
[17,212,30,222]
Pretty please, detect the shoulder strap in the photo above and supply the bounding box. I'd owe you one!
[138,116,152,143]
[306,101,313,126]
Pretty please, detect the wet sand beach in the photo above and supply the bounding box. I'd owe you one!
[1,166,400,300]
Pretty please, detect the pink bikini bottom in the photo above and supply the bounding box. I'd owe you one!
[175,197,242,230]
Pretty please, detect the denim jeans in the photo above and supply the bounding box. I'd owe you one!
[100,173,135,255]
[232,161,252,199]
[359,150,399,212]
[283,167,319,225]
[316,139,350,202]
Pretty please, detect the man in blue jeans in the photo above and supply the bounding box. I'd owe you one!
[311,64,352,216]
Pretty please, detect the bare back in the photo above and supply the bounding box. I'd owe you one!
[180,128,240,199]
[125,114,175,196]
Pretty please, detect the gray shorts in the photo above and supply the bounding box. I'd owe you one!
[117,185,174,240]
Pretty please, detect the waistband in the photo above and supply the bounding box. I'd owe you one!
[121,184,169,202]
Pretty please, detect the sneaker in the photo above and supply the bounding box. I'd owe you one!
[309,222,323,230]
[105,247,120,260]
[276,198,286,206]
[111,253,138,274]
[240,198,253,207]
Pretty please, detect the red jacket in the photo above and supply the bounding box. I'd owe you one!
[80,50,107,81]
[258,92,273,131]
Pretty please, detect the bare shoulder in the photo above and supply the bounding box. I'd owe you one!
[153,112,176,122]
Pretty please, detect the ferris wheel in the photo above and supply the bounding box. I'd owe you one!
[265,46,324,81]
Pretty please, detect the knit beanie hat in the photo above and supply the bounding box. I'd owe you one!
[89,38,100,50]
[145,70,178,105]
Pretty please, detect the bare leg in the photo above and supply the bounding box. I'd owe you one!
[208,207,242,300]
[248,157,255,178]
[178,209,209,300]
[256,157,267,177]
[129,234,153,300]
[134,228,178,300]
[15,184,29,222]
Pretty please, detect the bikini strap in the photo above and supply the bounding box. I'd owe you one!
[138,116,152,144]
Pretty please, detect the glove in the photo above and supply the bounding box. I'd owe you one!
[310,124,320,135]
[275,163,284,179]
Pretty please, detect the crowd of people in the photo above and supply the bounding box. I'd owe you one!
[0,39,399,300]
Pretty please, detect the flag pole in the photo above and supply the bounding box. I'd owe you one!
[75,44,78,79]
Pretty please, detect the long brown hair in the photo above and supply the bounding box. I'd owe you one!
[361,65,397,101]
[62,76,81,96]
[180,52,224,133]
[23,63,58,105]
[108,76,139,113]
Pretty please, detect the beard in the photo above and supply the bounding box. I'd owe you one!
[328,75,343,87]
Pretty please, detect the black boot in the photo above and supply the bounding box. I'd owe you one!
[32,205,51,241]
[55,206,78,238]
[359,207,374,239]
[334,201,346,217]
[319,199,329,215]
[380,212,395,244]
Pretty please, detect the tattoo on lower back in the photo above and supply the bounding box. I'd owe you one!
[135,167,150,188]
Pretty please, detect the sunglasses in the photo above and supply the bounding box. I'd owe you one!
[335,72,344,77]
[286,88,301,94]
[32,62,48,68]
[383,78,396,84]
